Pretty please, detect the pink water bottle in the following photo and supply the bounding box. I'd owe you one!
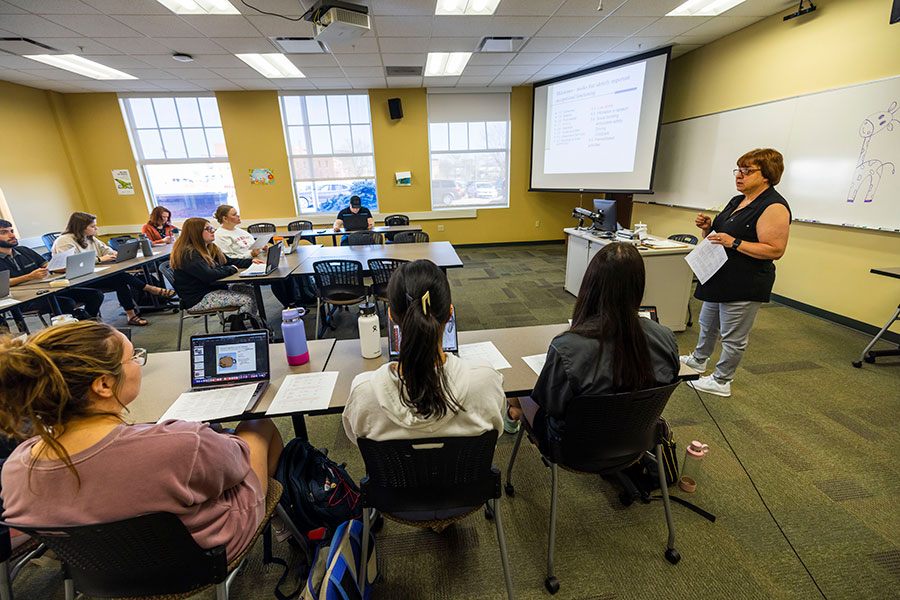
[678,441,709,493]
[281,308,309,365]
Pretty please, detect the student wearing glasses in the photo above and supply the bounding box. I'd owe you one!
[680,148,791,397]
[0,321,284,563]
[170,218,259,315]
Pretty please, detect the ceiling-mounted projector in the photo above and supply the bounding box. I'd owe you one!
[302,1,370,45]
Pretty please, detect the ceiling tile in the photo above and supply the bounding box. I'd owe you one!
[551,52,598,65]
[0,54,37,68]
[124,67,175,79]
[112,15,200,38]
[673,33,717,45]
[28,37,119,54]
[535,16,603,37]
[296,66,345,77]
[509,52,558,65]
[149,79,206,91]
[17,67,91,80]
[431,16,492,38]
[495,0,565,17]
[0,15,79,37]
[43,14,140,37]
[556,0,629,16]
[115,80,166,91]
[213,37,279,53]
[462,65,504,76]
[671,43,701,58]
[378,37,430,53]
[211,66,261,78]
[7,0,97,13]
[333,53,382,67]
[682,15,761,38]
[428,37,480,52]
[245,15,317,37]
[277,79,318,90]
[94,36,171,54]
[482,16,548,37]
[500,64,540,76]
[380,53,426,66]
[153,37,228,54]
[80,0,171,15]
[520,37,574,52]
[466,52,514,66]
[235,0,305,17]
[490,77,525,86]
[342,66,383,77]
[312,78,351,89]
[179,15,259,37]
[372,16,433,37]
[288,54,338,67]
[725,0,796,17]
[423,76,459,87]
[80,54,150,68]
[370,0,434,16]
[182,54,247,68]
[535,64,577,77]
[457,75,496,85]
[162,67,221,79]
[587,15,656,36]
[636,16,709,37]
[386,75,422,87]
[611,0,684,18]
[568,36,620,52]
[0,1,27,14]
[610,36,669,52]
[346,77,387,88]
[0,69,44,80]
[327,38,379,54]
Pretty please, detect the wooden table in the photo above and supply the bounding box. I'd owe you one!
[852,267,900,367]
[298,225,422,246]
[295,241,463,275]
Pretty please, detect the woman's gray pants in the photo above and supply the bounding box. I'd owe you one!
[691,300,762,383]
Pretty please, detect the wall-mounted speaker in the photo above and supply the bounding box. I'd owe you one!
[892,0,899,24]
[388,97,403,120]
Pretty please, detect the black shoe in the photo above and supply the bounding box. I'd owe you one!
[72,308,92,321]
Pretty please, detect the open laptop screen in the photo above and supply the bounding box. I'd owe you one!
[388,312,458,359]
[190,331,270,386]
[342,213,369,231]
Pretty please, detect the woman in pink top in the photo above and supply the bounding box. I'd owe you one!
[0,321,284,562]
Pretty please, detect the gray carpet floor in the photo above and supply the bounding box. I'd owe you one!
[9,243,900,599]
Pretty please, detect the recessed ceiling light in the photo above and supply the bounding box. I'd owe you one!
[23,54,136,80]
[667,0,748,16]
[436,0,502,16]
[478,37,526,53]
[425,52,471,77]
[236,53,305,78]
[155,0,239,15]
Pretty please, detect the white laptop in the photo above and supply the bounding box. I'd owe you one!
[45,250,98,282]
[240,242,282,277]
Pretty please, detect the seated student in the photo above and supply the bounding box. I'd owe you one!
[0,219,103,321]
[52,212,174,327]
[171,217,259,316]
[212,205,294,308]
[333,196,373,246]
[505,243,680,444]
[141,206,177,245]
[343,259,505,444]
[0,321,284,562]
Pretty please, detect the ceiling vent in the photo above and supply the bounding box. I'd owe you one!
[385,66,423,77]
[0,37,57,55]
[477,37,526,53]
[271,37,326,54]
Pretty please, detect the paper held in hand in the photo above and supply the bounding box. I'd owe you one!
[684,231,728,285]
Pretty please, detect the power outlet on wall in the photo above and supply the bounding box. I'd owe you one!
[437,224,445,232]
[535,220,540,227]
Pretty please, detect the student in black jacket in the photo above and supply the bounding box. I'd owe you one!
[170,218,258,315]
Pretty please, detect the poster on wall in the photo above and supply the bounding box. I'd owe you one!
[250,168,274,184]
[112,169,134,195]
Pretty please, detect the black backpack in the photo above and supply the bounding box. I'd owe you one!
[274,439,362,541]
[225,312,266,332]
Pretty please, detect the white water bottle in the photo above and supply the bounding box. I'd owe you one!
[358,303,381,359]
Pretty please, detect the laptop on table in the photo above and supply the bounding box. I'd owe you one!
[239,242,282,277]
[342,213,369,232]
[115,240,140,262]
[187,330,270,408]
[388,311,459,360]
[0,270,9,299]
[44,250,99,283]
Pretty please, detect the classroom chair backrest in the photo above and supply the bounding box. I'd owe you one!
[357,431,501,513]
[107,235,135,250]
[550,381,681,473]
[383,214,409,226]
[347,231,383,246]
[157,261,185,307]
[0,512,227,598]
[312,260,365,291]
[393,231,429,244]
[287,220,313,231]
[42,232,61,252]
[247,223,276,234]
[668,234,698,245]
[367,258,408,288]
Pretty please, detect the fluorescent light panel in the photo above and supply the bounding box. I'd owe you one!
[236,53,305,78]
[425,52,471,76]
[436,0,502,16]
[667,0,748,16]
[24,54,136,80]
[155,0,240,14]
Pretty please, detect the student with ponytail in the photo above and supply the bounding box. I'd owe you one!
[342,259,505,443]
[0,321,283,562]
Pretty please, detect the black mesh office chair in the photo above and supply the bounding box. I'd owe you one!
[668,234,699,326]
[393,231,429,244]
[247,223,276,234]
[383,214,409,242]
[347,231,383,246]
[367,258,408,317]
[159,261,240,350]
[0,480,297,600]
[356,432,514,600]
[41,232,61,252]
[505,381,683,594]
[312,260,367,338]
[0,519,46,600]
[287,220,313,231]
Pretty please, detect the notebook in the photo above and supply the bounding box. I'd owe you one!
[186,330,270,408]
[388,311,458,359]
[239,242,282,277]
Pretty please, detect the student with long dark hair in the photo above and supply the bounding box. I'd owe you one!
[343,259,504,443]
[0,321,283,562]
[505,243,679,441]
[52,212,174,326]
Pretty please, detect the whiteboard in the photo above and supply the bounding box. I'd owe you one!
[647,76,900,232]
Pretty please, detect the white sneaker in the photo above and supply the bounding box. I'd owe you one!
[687,375,731,397]
[680,354,709,372]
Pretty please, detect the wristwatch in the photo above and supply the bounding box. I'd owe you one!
[732,238,742,250]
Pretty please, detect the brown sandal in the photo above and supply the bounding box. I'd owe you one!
[127,316,149,326]
[147,286,176,299]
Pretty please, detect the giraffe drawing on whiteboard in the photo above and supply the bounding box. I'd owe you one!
[847,100,898,203]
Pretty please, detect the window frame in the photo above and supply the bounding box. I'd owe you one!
[278,91,378,216]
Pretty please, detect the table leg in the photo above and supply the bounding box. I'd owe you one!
[253,283,267,323]
[853,303,900,367]
[291,414,309,440]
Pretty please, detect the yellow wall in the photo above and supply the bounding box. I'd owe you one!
[0,81,84,238]
[635,0,900,330]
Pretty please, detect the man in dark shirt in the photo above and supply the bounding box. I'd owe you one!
[0,220,103,329]
[332,196,374,246]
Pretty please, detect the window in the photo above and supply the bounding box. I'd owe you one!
[428,92,510,209]
[279,94,377,214]
[120,96,237,219]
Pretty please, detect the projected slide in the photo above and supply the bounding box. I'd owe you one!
[216,343,257,375]
[544,61,646,174]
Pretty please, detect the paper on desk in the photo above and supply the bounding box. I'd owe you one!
[157,383,258,423]
[249,233,273,251]
[643,238,687,249]
[47,248,74,271]
[266,372,338,415]
[0,298,20,308]
[458,342,512,370]
[522,354,546,376]
[684,232,728,284]
[92,266,110,273]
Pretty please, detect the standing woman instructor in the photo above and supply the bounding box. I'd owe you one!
[681,148,791,397]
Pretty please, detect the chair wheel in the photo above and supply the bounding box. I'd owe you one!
[851,361,862,368]
[544,576,560,594]
[864,356,876,364]
[504,483,515,497]
[665,548,681,564]
[484,504,494,520]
